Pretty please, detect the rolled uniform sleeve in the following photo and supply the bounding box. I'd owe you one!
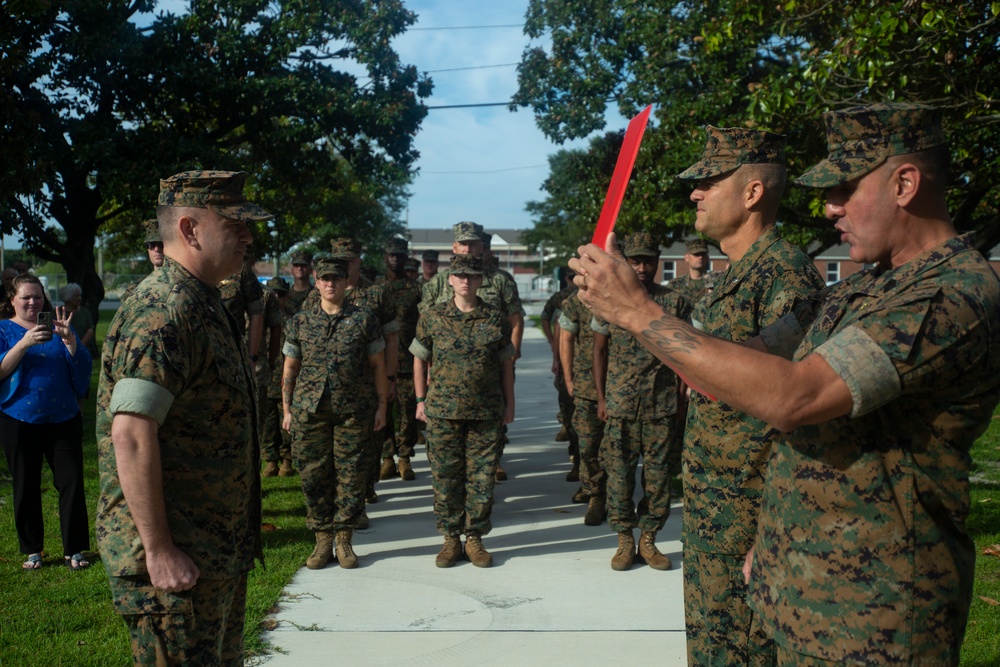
[107,307,188,424]
[410,316,432,361]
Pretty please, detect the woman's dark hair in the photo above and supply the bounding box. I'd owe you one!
[1,273,54,320]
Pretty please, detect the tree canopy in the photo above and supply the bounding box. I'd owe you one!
[513,0,1000,256]
[1,0,432,308]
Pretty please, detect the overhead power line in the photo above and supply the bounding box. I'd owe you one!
[426,62,518,73]
[410,24,524,31]
[423,164,547,175]
[426,102,512,109]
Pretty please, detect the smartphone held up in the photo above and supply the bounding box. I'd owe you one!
[37,311,53,341]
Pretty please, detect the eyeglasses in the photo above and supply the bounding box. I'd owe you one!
[145,242,163,251]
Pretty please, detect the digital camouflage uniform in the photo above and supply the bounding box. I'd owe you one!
[410,289,515,538]
[96,168,269,667]
[594,282,691,535]
[304,242,400,497]
[119,218,162,304]
[286,286,313,315]
[746,104,1000,666]
[284,293,384,532]
[558,293,604,499]
[258,283,290,465]
[378,243,422,462]
[673,125,825,666]
[542,285,579,450]
[219,262,263,337]
[669,238,714,306]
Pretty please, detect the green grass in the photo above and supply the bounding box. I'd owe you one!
[1,313,999,665]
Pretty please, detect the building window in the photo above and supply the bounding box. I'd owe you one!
[826,261,840,284]
[662,260,675,282]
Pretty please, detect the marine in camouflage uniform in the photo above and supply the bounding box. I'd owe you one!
[96,171,268,666]
[669,238,714,306]
[378,237,422,481]
[411,254,515,568]
[676,127,824,666]
[593,232,693,572]
[282,256,387,570]
[304,239,399,510]
[738,104,1000,665]
[421,223,521,481]
[417,249,439,287]
[541,282,580,479]
[119,219,164,304]
[259,277,292,477]
[285,250,314,315]
[404,256,420,282]
[558,291,605,518]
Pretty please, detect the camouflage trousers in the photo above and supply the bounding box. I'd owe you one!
[381,375,417,459]
[291,401,369,531]
[571,397,605,497]
[426,417,501,536]
[600,416,676,534]
[259,394,290,463]
[110,573,248,666]
[683,548,775,667]
[555,372,579,457]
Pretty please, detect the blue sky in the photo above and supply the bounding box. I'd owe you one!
[394,1,625,231]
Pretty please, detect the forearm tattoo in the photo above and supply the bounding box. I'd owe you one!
[640,317,702,371]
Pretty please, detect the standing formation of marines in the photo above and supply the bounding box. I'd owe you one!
[87,101,999,666]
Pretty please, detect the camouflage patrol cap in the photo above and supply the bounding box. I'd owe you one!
[449,253,484,276]
[330,237,362,260]
[796,103,947,188]
[422,249,439,262]
[143,219,161,244]
[677,127,786,180]
[404,257,420,272]
[622,231,660,258]
[158,170,274,222]
[290,250,313,266]
[384,237,408,255]
[266,276,289,294]
[313,256,349,279]
[453,221,484,243]
[685,238,709,255]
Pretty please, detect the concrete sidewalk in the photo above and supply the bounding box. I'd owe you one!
[256,326,687,666]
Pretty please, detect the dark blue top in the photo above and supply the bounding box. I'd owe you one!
[0,319,93,423]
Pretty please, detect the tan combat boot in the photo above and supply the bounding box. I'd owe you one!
[335,529,358,569]
[306,530,334,570]
[435,535,462,568]
[465,533,493,568]
[584,495,606,526]
[571,487,589,504]
[398,457,415,481]
[378,458,397,481]
[638,531,672,571]
[611,531,636,571]
[357,509,370,530]
[278,459,294,477]
[494,462,508,482]
[555,425,570,442]
[262,461,279,477]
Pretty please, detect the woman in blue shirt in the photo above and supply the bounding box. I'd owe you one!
[0,274,92,570]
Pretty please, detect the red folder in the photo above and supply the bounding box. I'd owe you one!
[591,104,652,248]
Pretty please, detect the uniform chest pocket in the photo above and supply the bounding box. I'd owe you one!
[333,321,365,354]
